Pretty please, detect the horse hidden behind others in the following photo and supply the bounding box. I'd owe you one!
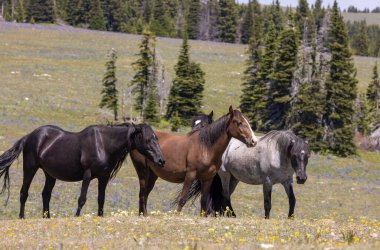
[0,123,165,218]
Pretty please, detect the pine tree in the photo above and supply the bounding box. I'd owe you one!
[218,0,237,43]
[367,62,380,124]
[272,0,284,35]
[288,38,325,151]
[324,1,358,156]
[240,0,254,44]
[150,0,174,37]
[295,0,310,38]
[131,29,155,117]
[88,0,106,30]
[165,33,205,125]
[312,0,325,30]
[187,0,201,40]
[351,21,369,56]
[65,0,79,25]
[240,0,263,130]
[355,94,371,135]
[15,0,26,22]
[266,13,298,130]
[143,48,160,122]
[100,48,119,121]
[27,0,55,23]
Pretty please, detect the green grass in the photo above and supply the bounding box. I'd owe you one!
[342,12,380,26]
[0,22,379,249]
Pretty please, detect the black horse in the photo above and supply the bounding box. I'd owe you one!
[190,111,214,130]
[0,123,165,218]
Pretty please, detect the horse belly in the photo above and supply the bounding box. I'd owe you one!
[150,137,188,183]
[39,148,84,181]
[228,158,264,185]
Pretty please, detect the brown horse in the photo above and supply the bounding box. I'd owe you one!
[130,106,258,216]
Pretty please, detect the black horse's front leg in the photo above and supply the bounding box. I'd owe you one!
[263,177,272,219]
[282,179,296,219]
[97,176,109,216]
[75,169,92,217]
[200,179,213,216]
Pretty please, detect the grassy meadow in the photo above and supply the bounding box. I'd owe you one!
[0,22,379,249]
[342,12,380,25]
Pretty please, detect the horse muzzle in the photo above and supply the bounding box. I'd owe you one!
[296,175,307,184]
[245,137,257,148]
[157,158,165,167]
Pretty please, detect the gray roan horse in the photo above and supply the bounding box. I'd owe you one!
[218,130,310,218]
[185,128,310,218]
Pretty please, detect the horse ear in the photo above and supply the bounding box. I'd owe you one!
[288,139,295,155]
[229,105,233,114]
[209,110,214,118]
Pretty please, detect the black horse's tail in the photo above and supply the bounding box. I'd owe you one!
[172,173,225,216]
[0,136,28,204]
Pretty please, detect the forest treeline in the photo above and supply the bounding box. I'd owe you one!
[1,0,379,57]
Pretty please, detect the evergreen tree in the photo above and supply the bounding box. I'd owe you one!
[218,0,237,43]
[355,94,371,135]
[240,0,254,44]
[288,38,325,151]
[351,21,369,56]
[76,0,92,25]
[150,0,174,37]
[88,0,106,30]
[100,48,119,121]
[240,0,263,130]
[295,0,310,38]
[266,13,298,130]
[312,0,325,30]
[15,0,26,22]
[165,33,205,125]
[65,0,79,25]
[27,0,55,23]
[131,29,155,117]
[143,48,160,122]
[272,0,284,35]
[324,1,358,156]
[367,62,380,124]
[187,0,201,40]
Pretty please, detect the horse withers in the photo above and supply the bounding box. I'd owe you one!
[130,106,258,216]
[0,123,165,218]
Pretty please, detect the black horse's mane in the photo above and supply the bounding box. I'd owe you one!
[188,114,229,147]
[260,130,309,155]
[106,122,152,180]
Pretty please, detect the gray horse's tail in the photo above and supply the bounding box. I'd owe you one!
[172,173,225,216]
[0,136,28,205]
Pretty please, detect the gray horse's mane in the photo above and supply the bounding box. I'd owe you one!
[259,130,309,155]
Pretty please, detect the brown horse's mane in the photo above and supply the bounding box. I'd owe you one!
[189,114,229,147]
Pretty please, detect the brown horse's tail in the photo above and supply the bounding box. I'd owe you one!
[0,135,28,205]
[172,174,225,216]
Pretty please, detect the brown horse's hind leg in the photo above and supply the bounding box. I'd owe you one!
[19,161,38,219]
[42,171,56,218]
[97,176,109,216]
[75,169,92,217]
[176,171,196,214]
